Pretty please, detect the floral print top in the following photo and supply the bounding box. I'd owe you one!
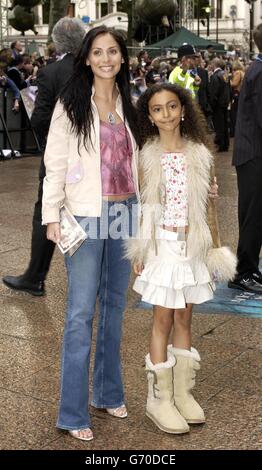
[159,152,188,228]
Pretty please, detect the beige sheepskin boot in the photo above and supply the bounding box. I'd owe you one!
[168,345,205,424]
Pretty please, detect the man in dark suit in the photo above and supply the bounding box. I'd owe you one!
[228,24,262,294]
[195,54,212,127]
[3,17,86,296]
[209,58,230,152]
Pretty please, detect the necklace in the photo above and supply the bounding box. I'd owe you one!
[108,112,116,125]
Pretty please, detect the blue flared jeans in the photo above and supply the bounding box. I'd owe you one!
[57,196,137,430]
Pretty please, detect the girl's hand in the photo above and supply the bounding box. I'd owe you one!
[209,176,219,199]
[47,222,61,243]
[134,262,144,275]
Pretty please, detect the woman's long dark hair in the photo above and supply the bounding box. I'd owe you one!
[60,26,140,150]
[136,83,212,150]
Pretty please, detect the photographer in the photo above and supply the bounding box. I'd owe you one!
[7,55,29,90]
[0,57,20,112]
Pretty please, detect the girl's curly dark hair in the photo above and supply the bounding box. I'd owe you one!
[136,83,212,149]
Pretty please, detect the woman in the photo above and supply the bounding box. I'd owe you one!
[42,26,140,441]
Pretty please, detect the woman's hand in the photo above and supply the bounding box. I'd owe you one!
[209,176,219,199]
[134,262,144,275]
[47,222,61,243]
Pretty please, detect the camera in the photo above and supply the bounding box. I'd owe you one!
[0,75,7,86]
[190,69,197,78]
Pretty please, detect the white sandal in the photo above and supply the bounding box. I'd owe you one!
[68,428,93,441]
[106,404,127,418]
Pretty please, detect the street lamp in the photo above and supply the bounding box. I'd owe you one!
[121,0,135,47]
[197,1,200,36]
[216,0,219,43]
[248,1,254,59]
[204,5,211,38]
[244,1,258,59]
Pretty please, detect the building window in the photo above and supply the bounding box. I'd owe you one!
[194,1,210,19]
[117,1,125,12]
[101,2,108,17]
[194,0,222,19]
[42,0,50,24]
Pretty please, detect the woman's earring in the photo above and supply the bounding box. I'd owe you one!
[150,120,155,126]
[181,115,185,122]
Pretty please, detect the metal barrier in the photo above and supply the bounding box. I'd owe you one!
[0,88,41,159]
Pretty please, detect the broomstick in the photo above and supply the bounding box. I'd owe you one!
[207,165,221,249]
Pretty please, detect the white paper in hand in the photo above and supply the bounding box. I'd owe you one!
[58,205,87,256]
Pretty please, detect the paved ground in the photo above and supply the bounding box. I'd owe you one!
[0,141,261,450]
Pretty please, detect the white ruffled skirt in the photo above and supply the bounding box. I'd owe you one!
[133,227,215,309]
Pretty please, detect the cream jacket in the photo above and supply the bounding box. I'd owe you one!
[42,90,139,224]
[125,137,237,282]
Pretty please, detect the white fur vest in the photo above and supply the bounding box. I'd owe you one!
[126,137,236,282]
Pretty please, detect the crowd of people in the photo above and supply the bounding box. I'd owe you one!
[1,17,262,441]
[0,39,64,115]
[0,35,248,139]
[129,44,247,152]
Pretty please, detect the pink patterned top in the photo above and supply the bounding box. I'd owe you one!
[160,152,188,228]
[100,121,135,196]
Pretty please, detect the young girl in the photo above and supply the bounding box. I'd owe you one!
[127,83,236,435]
